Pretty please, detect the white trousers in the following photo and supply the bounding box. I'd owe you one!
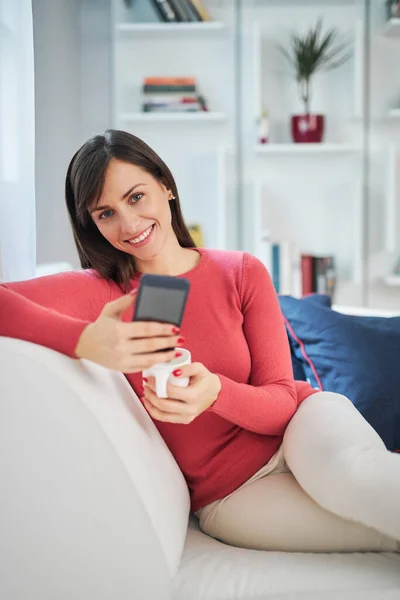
[196,392,400,552]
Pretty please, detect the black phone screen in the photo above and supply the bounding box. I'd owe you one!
[134,285,187,326]
[133,274,190,327]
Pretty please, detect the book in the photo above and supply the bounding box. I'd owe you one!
[143,103,200,112]
[270,241,300,296]
[271,243,280,294]
[188,0,211,21]
[142,93,198,103]
[300,254,336,299]
[173,0,200,21]
[144,77,196,86]
[149,0,178,22]
[168,0,188,21]
[143,77,197,95]
[143,84,197,93]
[300,255,313,296]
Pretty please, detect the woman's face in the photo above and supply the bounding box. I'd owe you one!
[90,158,174,262]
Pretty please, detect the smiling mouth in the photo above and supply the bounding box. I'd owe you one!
[125,224,155,245]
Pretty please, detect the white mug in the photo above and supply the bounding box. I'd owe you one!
[143,348,191,399]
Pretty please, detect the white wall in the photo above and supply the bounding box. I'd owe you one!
[0,0,36,282]
[32,0,83,268]
[80,0,112,139]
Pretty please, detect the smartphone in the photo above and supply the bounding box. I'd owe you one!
[133,274,190,331]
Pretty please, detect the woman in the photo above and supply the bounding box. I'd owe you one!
[1,130,399,553]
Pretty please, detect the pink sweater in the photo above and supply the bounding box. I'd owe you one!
[0,249,316,511]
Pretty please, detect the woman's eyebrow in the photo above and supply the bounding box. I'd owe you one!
[90,183,146,214]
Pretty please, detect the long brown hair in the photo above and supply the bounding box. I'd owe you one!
[65,129,195,292]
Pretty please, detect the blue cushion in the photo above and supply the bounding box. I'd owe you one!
[279,295,400,452]
[279,294,332,382]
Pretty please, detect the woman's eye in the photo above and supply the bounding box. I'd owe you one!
[130,193,143,203]
[99,210,113,220]
[98,193,143,220]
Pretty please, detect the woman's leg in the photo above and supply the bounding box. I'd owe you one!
[283,391,400,542]
[197,471,398,552]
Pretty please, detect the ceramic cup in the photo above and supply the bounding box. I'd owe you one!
[142,348,191,398]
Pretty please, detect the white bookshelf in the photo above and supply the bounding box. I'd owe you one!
[383,275,400,287]
[383,18,400,37]
[254,143,360,155]
[116,22,226,33]
[242,2,368,304]
[119,112,226,123]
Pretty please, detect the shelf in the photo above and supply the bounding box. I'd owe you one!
[119,112,226,123]
[116,22,226,34]
[259,0,358,4]
[254,143,360,155]
[383,18,400,37]
[383,275,400,287]
[388,109,400,118]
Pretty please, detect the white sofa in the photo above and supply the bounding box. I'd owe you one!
[1,319,400,600]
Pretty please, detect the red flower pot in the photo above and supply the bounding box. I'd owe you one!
[291,114,325,143]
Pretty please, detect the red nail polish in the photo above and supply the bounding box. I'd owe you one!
[172,326,180,334]
[177,337,185,345]
[172,369,182,377]
[142,377,148,383]
[175,351,182,357]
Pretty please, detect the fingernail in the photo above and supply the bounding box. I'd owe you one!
[172,326,180,334]
[175,351,182,357]
[172,369,182,377]
[142,377,148,383]
[130,288,137,295]
[177,337,185,345]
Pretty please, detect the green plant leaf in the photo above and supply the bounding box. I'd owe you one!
[277,18,351,112]
[279,18,351,79]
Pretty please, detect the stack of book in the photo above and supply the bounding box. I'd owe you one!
[142,77,207,113]
[149,0,211,22]
[299,254,336,298]
[258,234,336,299]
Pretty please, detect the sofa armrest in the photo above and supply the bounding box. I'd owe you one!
[0,337,190,600]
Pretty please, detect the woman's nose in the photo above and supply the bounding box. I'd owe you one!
[120,212,140,234]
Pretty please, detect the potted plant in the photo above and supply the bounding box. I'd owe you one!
[279,19,351,143]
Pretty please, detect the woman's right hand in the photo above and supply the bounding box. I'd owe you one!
[74,292,181,373]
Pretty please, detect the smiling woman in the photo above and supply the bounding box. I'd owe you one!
[65,129,196,291]
[2,127,400,557]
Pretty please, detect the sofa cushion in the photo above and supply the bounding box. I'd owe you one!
[280,294,332,382]
[172,516,400,600]
[278,296,400,452]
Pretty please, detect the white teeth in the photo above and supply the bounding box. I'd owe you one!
[127,225,153,244]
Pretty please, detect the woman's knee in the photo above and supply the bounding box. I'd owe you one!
[303,390,354,409]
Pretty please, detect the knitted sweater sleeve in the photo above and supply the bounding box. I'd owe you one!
[209,253,297,436]
[0,272,110,358]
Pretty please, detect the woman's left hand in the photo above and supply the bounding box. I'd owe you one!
[142,362,221,424]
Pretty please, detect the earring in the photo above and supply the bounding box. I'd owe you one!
[169,195,176,201]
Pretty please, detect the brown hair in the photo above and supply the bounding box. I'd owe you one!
[65,129,195,292]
